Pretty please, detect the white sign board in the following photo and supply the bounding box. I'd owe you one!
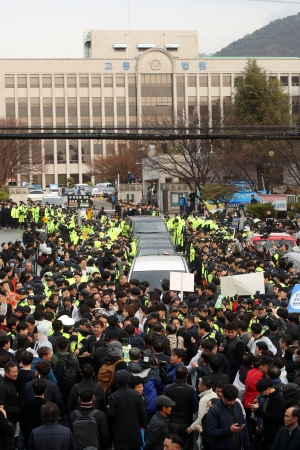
[170,272,194,293]
[288,284,300,313]
[220,272,264,297]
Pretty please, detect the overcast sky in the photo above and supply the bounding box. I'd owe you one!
[1,0,299,58]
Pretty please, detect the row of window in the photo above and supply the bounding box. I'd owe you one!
[39,139,124,164]
[6,97,136,126]
[6,74,300,90]
[4,74,136,89]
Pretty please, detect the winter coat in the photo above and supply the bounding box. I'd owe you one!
[127,361,161,413]
[166,362,184,383]
[0,409,14,450]
[106,386,147,450]
[0,376,19,423]
[69,406,109,450]
[282,383,300,408]
[190,388,218,430]
[254,389,285,445]
[22,378,64,413]
[207,399,250,450]
[144,411,170,450]
[243,368,263,409]
[31,357,57,384]
[27,422,75,450]
[164,379,198,424]
[33,325,53,352]
[68,379,106,413]
[167,334,184,351]
[271,424,300,450]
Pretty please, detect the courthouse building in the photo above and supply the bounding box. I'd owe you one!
[0,29,300,187]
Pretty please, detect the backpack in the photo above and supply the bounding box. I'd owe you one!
[97,360,120,396]
[56,353,77,391]
[72,410,99,450]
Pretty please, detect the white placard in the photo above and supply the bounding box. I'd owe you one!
[220,272,264,297]
[170,272,195,292]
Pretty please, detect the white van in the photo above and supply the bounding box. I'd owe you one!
[75,184,90,192]
[128,255,189,289]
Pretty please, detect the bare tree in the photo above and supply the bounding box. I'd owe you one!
[140,113,222,192]
[86,142,142,183]
[0,118,45,187]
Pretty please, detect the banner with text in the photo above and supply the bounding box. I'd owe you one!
[258,194,287,211]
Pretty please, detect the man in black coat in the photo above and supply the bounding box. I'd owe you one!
[69,388,109,450]
[0,361,19,450]
[271,406,300,450]
[144,395,175,450]
[151,323,171,356]
[250,378,285,450]
[222,322,245,382]
[106,370,147,450]
[20,378,47,449]
[68,363,106,413]
[163,366,198,450]
[0,404,14,450]
[22,361,64,413]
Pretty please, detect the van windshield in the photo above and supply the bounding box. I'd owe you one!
[134,222,168,234]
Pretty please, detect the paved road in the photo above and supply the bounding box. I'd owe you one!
[0,228,23,243]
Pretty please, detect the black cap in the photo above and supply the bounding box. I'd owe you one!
[79,318,92,327]
[156,395,176,407]
[16,288,28,295]
[79,289,89,297]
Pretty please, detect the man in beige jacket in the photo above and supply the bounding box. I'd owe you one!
[186,376,218,433]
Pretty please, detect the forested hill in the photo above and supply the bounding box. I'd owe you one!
[214,13,300,57]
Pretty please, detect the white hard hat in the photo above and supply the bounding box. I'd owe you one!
[59,315,75,326]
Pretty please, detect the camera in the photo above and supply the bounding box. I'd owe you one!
[158,360,173,385]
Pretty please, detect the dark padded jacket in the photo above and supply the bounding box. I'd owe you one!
[144,411,170,450]
[271,425,300,450]
[207,399,250,450]
[27,422,75,450]
[68,379,106,413]
[164,379,198,424]
[107,386,147,450]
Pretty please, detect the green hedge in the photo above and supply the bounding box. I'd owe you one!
[0,191,9,201]
[246,202,276,220]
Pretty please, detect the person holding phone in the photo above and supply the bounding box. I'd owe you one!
[249,378,285,450]
[206,384,250,450]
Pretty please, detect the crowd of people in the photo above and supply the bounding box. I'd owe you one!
[0,199,300,450]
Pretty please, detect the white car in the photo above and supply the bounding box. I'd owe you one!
[27,190,45,201]
[92,183,113,197]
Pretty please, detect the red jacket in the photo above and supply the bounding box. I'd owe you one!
[243,368,262,408]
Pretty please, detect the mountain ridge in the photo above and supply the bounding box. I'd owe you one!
[214,13,300,57]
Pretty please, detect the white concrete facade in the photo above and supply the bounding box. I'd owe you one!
[1,30,300,188]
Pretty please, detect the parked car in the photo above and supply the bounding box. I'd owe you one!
[92,183,114,197]
[74,183,90,192]
[103,186,116,197]
[27,190,46,201]
[64,187,75,195]
[83,186,93,195]
[41,195,66,207]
